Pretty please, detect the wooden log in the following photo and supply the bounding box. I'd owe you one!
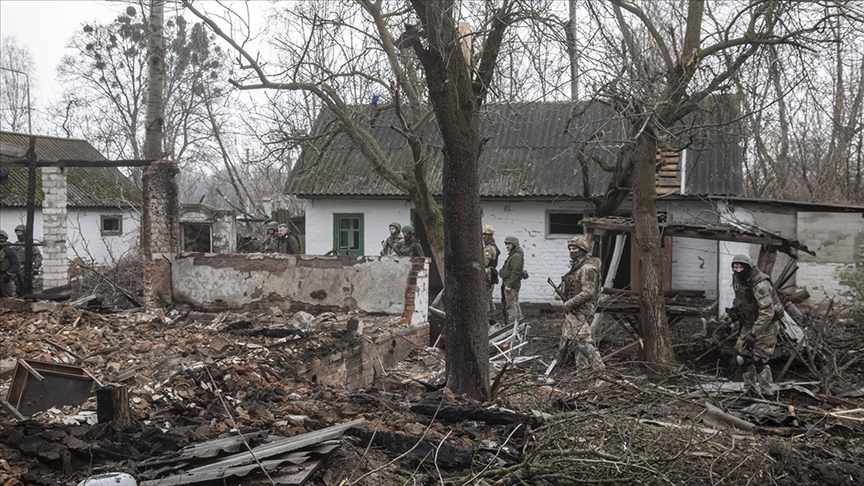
[783,288,810,304]
[757,245,778,275]
[97,383,132,428]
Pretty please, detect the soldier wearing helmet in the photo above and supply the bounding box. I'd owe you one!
[0,230,22,297]
[263,221,280,253]
[730,253,783,399]
[481,224,500,323]
[398,224,424,257]
[498,235,525,325]
[557,235,604,371]
[380,222,404,256]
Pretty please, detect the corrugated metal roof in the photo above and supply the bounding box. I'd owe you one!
[0,131,141,208]
[288,101,743,199]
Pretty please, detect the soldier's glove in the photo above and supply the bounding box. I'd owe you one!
[2,273,11,284]
[742,333,756,351]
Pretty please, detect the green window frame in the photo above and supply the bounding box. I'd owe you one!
[100,215,123,236]
[333,213,364,255]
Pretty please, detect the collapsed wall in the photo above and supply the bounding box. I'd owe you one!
[169,253,430,388]
[171,253,429,324]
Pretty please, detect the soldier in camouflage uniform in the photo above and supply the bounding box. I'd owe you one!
[276,224,302,254]
[380,222,404,256]
[557,235,604,371]
[398,225,425,257]
[0,230,22,298]
[482,224,500,323]
[731,253,783,399]
[498,235,524,326]
[263,222,280,253]
[12,225,42,296]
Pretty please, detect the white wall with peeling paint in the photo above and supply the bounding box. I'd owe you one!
[171,253,428,319]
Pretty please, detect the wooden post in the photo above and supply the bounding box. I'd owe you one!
[757,245,777,276]
[97,384,132,428]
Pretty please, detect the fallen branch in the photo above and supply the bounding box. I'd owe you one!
[71,260,141,307]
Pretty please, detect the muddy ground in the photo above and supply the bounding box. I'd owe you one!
[1,303,862,486]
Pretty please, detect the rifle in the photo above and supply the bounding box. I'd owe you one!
[501,285,509,326]
[547,277,565,301]
[381,239,403,256]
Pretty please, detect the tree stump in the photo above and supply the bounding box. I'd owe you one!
[96,384,131,428]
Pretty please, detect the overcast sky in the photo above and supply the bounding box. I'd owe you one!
[0,1,132,111]
[1,0,270,118]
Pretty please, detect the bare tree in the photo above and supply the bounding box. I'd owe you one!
[733,12,864,205]
[183,0,546,399]
[572,0,862,369]
[143,0,165,160]
[51,4,228,165]
[0,36,38,133]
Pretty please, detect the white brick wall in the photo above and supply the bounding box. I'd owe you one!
[797,212,863,264]
[306,198,597,303]
[1,207,139,267]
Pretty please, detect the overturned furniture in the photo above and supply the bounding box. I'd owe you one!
[6,359,95,416]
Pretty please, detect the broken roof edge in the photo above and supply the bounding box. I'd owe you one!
[581,215,815,257]
[703,195,864,213]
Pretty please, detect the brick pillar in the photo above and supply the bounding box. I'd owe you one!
[401,257,430,325]
[142,160,180,310]
[41,167,68,289]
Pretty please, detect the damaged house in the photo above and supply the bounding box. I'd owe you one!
[0,131,141,282]
[288,102,864,313]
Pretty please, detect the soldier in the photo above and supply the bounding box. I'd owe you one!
[263,221,280,253]
[730,253,783,399]
[13,225,42,296]
[498,235,524,326]
[0,230,22,298]
[557,235,604,371]
[482,224,500,324]
[276,224,302,254]
[398,225,425,257]
[380,222,404,256]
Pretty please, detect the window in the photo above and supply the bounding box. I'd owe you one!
[547,212,584,238]
[182,223,212,252]
[101,215,123,236]
[333,213,364,255]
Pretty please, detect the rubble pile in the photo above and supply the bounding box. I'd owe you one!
[1,305,863,485]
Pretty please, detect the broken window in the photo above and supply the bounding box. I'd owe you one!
[182,223,212,252]
[334,213,364,255]
[100,215,123,236]
[546,211,584,238]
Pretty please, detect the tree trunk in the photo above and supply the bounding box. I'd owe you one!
[413,0,489,399]
[631,131,675,370]
[143,0,164,160]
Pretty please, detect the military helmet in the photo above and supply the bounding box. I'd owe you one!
[389,222,402,232]
[732,253,753,268]
[504,235,519,245]
[266,221,279,230]
[482,224,495,235]
[15,225,25,233]
[0,230,7,240]
[568,235,589,251]
[402,224,415,234]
